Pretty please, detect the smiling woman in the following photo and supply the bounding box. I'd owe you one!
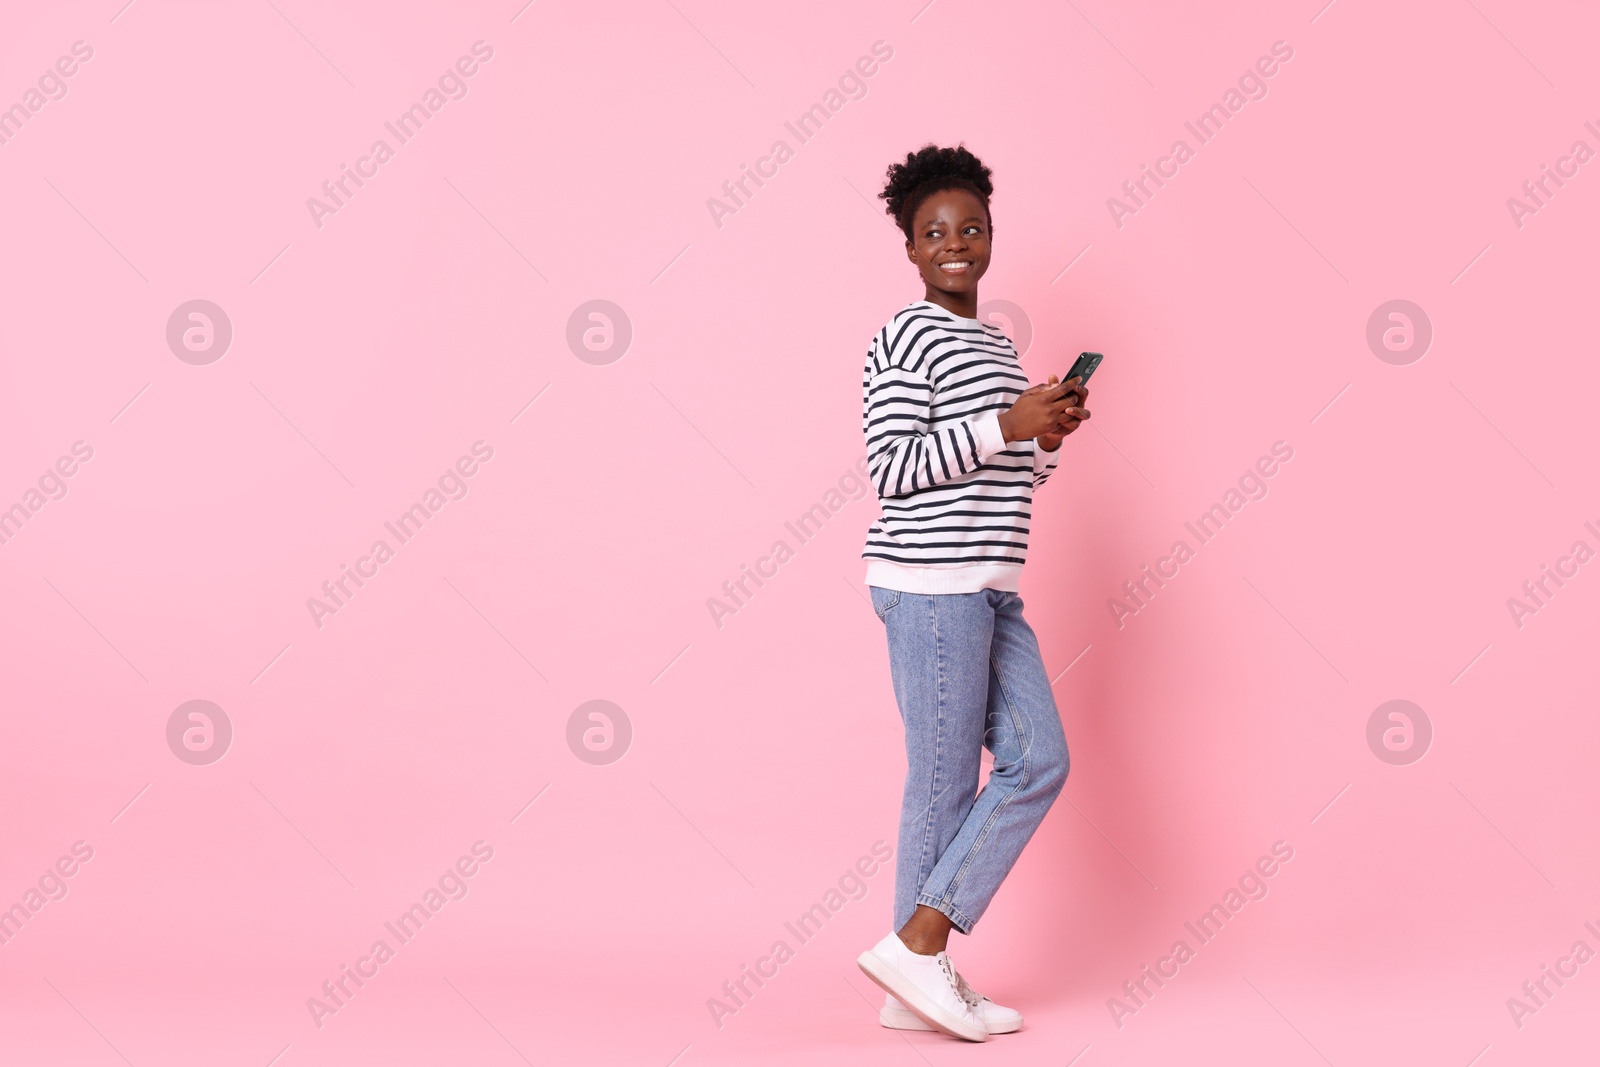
[852,143,1095,1043]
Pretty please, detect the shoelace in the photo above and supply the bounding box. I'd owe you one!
[937,956,983,1012]
[937,955,962,996]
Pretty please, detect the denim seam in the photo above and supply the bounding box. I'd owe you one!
[914,592,945,905]
[914,893,975,935]
[939,646,1033,923]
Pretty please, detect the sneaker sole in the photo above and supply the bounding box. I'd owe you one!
[855,950,987,1042]
[880,1005,1022,1035]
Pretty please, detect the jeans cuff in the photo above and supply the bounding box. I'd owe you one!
[915,894,976,936]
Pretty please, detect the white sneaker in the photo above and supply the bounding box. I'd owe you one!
[856,932,988,1042]
[881,970,1024,1034]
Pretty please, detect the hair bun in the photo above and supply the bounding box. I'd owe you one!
[879,143,994,240]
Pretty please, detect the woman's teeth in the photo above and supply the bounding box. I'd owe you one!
[939,261,972,273]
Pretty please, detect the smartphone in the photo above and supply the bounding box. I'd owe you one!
[1059,352,1103,399]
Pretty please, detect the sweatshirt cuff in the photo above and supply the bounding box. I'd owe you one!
[973,411,1008,463]
[1034,439,1062,473]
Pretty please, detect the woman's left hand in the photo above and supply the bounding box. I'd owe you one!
[1035,373,1090,451]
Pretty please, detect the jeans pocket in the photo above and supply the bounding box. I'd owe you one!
[870,586,902,621]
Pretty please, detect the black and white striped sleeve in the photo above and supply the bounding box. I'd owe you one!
[864,356,1009,500]
[1034,440,1062,488]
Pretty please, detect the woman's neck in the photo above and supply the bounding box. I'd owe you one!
[922,289,978,319]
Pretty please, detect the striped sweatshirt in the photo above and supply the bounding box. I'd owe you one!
[861,299,1062,595]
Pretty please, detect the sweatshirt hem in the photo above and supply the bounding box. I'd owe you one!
[863,560,1022,594]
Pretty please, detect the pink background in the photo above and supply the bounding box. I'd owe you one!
[2,1,1597,1064]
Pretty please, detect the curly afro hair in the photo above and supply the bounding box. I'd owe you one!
[878,143,994,243]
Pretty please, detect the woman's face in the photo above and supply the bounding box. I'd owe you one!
[905,187,991,298]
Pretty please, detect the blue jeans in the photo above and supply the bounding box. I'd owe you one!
[869,586,1070,935]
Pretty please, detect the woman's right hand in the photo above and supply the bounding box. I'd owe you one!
[999,377,1084,443]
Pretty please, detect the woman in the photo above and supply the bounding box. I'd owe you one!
[854,144,1092,1042]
